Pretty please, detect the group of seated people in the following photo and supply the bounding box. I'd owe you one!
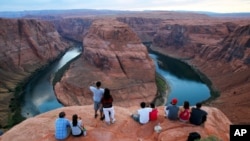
[131,98,208,126]
[55,112,86,140]
[55,98,207,140]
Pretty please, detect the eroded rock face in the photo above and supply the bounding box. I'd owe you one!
[54,19,157,107]
[149,20,250,124]
[0,18,70,128]
[117,17,163,42]
[0,18,70,92]
[52,18,93,42]
[0,105,231,141]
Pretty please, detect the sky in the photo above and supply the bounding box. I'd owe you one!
[0,0,250,13]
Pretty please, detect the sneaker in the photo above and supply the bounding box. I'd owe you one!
[111,119,116,124]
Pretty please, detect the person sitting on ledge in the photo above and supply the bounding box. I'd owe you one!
[179,101,191,123]
[165,98,179,120]
[149,103,158,121]
[189,102,208,125]
[55,111,71,141]
[70,114,86,137]
[131,102,152,124]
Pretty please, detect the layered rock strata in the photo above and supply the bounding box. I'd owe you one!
[54,19,157,107]
[52,14,250,124]
[0,18,70,127]
[150,20,250,124]
[0,105,231,141]
[52,18,93,42]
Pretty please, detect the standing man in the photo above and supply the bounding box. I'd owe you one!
[55,111,71,140]
[89,81,104,120]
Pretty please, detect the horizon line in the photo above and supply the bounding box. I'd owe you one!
[1,8,250,14]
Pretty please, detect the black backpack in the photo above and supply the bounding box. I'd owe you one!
[187,132,201,141]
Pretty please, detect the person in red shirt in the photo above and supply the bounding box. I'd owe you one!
[149,103,158,121]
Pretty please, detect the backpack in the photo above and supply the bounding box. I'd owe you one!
[187,132,201,141]
[180,109,190,120]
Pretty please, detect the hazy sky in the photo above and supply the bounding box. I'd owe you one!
[0,0,250,13]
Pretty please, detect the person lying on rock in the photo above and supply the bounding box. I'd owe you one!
[55,111,71,140]
[131,102,152,124]
[189,102,207,125]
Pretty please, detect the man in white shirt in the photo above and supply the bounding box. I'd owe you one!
[131,102,152,124]
[89,81,104,120]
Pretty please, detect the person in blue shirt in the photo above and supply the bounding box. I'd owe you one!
[55,111,71,140]
[165,98,179,120]
[89,81,105,120]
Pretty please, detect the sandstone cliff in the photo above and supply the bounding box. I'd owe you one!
[54,19,157,107]
[0,18,70,128]
[0,105,231,141]
[149,19,250,124]
[52,17,93,42]
[50,13,250,124]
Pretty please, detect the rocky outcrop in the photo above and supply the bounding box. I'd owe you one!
[51,14,250,124]
[149,20,250,124]
[0,18,70,128]
[0,18,70,92]
[219,25,250,65]
[54,19,157,107]
[0,105,231,141]
[152,22,234,55]
[117,17,163,42]
[52,18,93,42]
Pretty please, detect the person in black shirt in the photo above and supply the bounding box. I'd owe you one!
[101,88,116,125]
[189,102,207,125]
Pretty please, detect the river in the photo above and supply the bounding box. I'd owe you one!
[149,51,210,106]
[21,46,210,117]
[21,47,82,118]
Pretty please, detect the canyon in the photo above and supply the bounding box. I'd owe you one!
[0,10,250,137]
[50,12,250,124]
[0,18,72,128]
[54,19,157,108]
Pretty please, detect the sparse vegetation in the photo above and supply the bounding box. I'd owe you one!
[7,83,26,129]
[156,72,168,94]
[144,42,220,105]
[6,45,81,130]
[198,135,221,141]
[153,72,170,106]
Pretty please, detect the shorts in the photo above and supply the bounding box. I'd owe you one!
[94,101,103,112]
